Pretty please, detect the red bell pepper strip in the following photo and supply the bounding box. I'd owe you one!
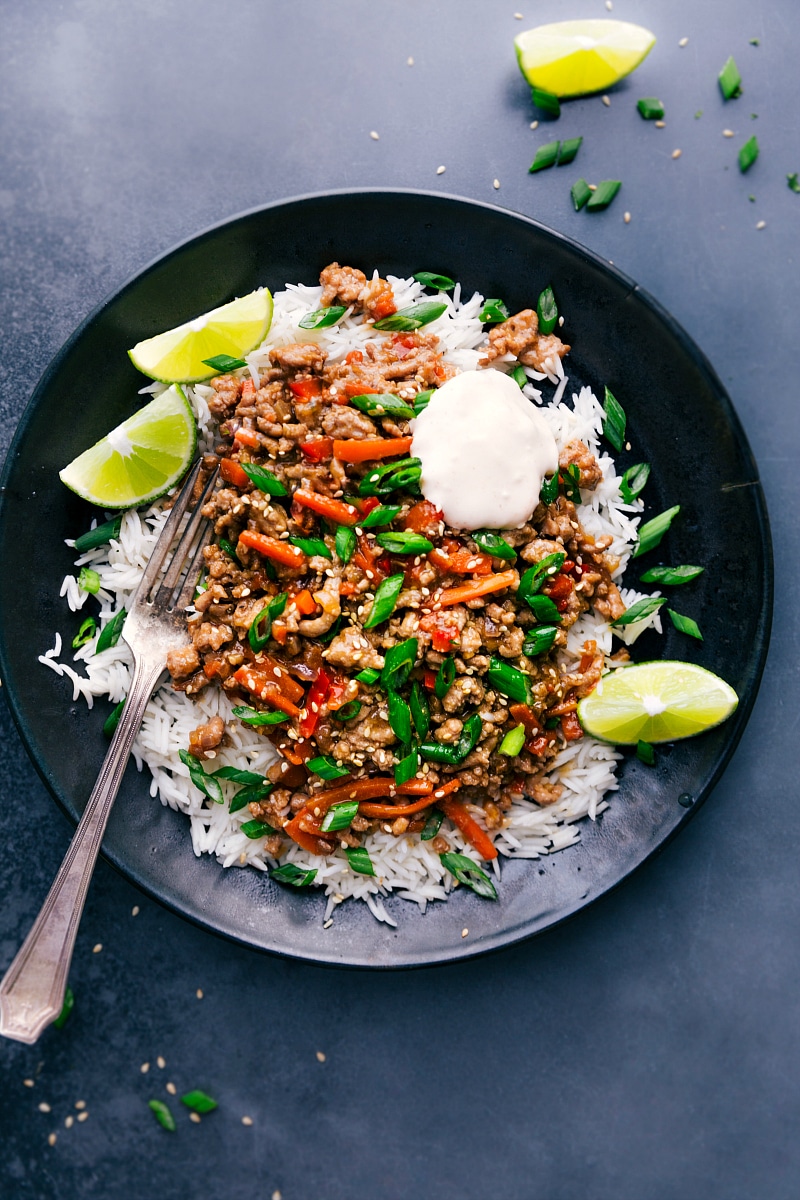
[429,547,493,576]
[332,436,413,463]
[235,656,304,703]
[299,668,332,738]
[299,437,334,462]
[560,712,583,741]
[288,377,322,400]
[284,813,333,856]
[357,779,462,819]
[237,530,307,569]
[293,489,360,525]
[233,666,302,718]
[437,796,498,861]
[302,777,434,818]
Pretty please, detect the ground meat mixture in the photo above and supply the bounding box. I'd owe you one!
[169,264,625,865]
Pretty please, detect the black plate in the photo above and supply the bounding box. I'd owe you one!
[0,190,772,967]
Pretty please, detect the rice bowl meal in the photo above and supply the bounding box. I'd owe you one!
[45,261,737,927]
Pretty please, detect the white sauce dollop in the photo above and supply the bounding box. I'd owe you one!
[411,369,558,531]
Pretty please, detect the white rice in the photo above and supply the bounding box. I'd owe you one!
[43,276,663,923]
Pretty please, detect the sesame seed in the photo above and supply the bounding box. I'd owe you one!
[140,1062,150,1074]
[273,1192,283,1200]
[131,906,139,916]
[588,183,597,191]
[323,918,333,929]
[407,56,414,66]
[461,928,469,938]
[242,1115,254,1126]
[514,11,523,18]
[654,119,665,128]
[92,943,102,953]
[723,129,734,137]
[75,1100,86,1110]
[679,36,689,47]
[64,1116,74,1129]
[190,1112,202,1124]
[48,1133,57,1146]
[196,988,204,999]
[436,165,446,175]
[370,131,379,141]
[316,1051,326,1063]
[166,1082,177,1095]
[605,0,612,8]
[38,1103,51,1113]
[623,212,631,224]
[157,1056,166,1069]
[530,119,539,130]
[601,95,610,106]
[24,1079,34,1088]
[77,1112,89,1123]
[493,179,500,189]
[672,149,682,159]
[756,220,766,230]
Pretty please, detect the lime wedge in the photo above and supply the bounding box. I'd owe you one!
[515,19,656,98]
[577,661,738,745]
[59,385,197,509]
[129,288,273,383]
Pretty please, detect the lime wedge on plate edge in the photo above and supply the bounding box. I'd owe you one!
[59,385,197,509]
[515,19,656,98]
[129,288,273,384]
[577,661,738,745]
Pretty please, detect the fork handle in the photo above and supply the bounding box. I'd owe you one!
[0,658,164,1044]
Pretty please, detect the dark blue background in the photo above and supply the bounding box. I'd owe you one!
[1,2,796,1197]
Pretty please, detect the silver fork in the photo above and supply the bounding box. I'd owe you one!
[0,459,219,1044]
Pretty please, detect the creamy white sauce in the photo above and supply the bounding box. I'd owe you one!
[411,369,558,530]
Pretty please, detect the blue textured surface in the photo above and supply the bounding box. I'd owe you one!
[0,1,796,1196]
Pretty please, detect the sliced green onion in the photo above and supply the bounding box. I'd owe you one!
[211,766,264,784]
[639,564,704,586]
[602,386,626,452]
[381,637,418,691]
[148,1099,176,1131]
[373,301,447,332]
[361,504,401,529]
[421,810,444,841]
[218,537,241,563]
[179,749,224,804]
[518,552,565,602]
[335,524,356,564]
[333,700,362,721]
[240,818,276,838]
[612,596,665,627]
[667,609,703,640]
[375,531,433,555]
[363,573,405,628]
[561,463,582,503]
[387,691,413,744]
[413,272,455,291]
[636,740,656,766]
[456,712,483,760]
[434,655,456,700]
[298,305,347,330]
[410,680,430,740]
[271,862,317,886]
[637,97,665,120]
[345,846,375,876]
[738,135,759,173]
[556,137,582,166]
[74,515,122,554]
[523,625,558,657]
[440,852,497,900]
[749,37,760,46]
[321,799,359,832]
[718,56,742,100]
[487,657,533,705]
[419,741,460,765]
[525,593,560,623]
[510,365,527,388]
[202,353,247,372]
[479,298,509,324]
[530,87,560,117]
[620,462,650,503]
[394,744,420,786]
[351,393,415,420]
[472,530,516,562]
[536,286,558,335]
[248,592,287,651]
[571,178,592,211]
[545,716,560,730]
[355,666,381,686]
[72,616,97,649]
[307,755,350,781]
[357,457,422,497]
[788,173,800,194]
[540,473,559,504]
[499,724,526,757]
[78,567,101,594]
[96,608,127,652]
[586,180,622,211]
[180,1090,218,1114]
[289,536,331,559]
[232,705,289,726]
[633,505,681,558]
[241,462,288,497]
[53,985,75,1028]
[413,390,434,415]
[229,781,273,814]
[529,140,560,173]
[103,698,125,738]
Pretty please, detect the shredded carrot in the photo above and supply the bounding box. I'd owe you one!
[233,667,302,718]
[431,569,518,608]
[301,776,433,818]
[292,588,317,617]
[232,428,261,450]
[293,489,359,525]
[238,530,306,569]
[437,796,498,861]
[220,458,250,489]
[332,436,413,463]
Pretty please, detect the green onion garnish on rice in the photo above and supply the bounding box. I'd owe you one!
[179,750,224,804]
[510,365,527,388]
[620,462,650,502]
[231,705,289,726]
[74,515,122,554]
[321,799,359,833]
[561,463,582,503]
[540,472,559,504]
[394,744,420,786]
[440,852,498,900]
[413,390,433,415]
[375,531,434,555]
[612,596,665,627]
[373,301,447,332]
[434,655,456,700]
[667,609,704,640]
[345,846,376,876]
[333,700,362,721]
[413,272,456,291]
[239,818,276,838]
[536,286,558,334]
[103,698,125,738]
[229,782,273,814]
[602,386,626,452]
[410,681,430,740]
[633,506,681,558]
[307,755,350,781]
[271,862,317,887]
[298,306,347,330]
[210,767,264,784]
[72,616,97,649]
[202,353,247,373]
[479,299,509,324]
[78,567,101,594]
[518,552,565,603]
[421,810,444,841]
[95,607,127,653]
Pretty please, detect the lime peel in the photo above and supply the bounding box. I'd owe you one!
[577,661,738,745]
[515,19,656,99]
[59,385,197,509]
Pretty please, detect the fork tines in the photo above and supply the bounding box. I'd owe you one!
[135,458,219,613]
